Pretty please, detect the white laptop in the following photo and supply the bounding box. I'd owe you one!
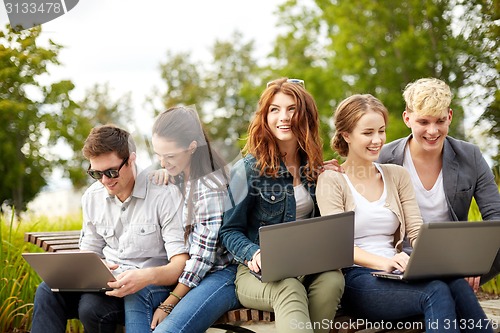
[22,251,117,292]
[372,221,500,281]
[251,211,354,283]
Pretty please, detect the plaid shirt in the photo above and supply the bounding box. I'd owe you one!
[178,172,234,288]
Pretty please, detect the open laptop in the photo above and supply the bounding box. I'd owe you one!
[22,251,117,292]
[372,221,500,281]
[251,211,354,283]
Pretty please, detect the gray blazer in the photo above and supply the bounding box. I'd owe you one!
[378,135,500,222]
[379,135,500,284]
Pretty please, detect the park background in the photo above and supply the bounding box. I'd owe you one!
[1,0,499,332]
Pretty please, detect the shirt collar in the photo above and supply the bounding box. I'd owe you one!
[131,168,147,199]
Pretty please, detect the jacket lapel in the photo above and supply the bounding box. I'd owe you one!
[390,135,412,165]
[442,138,459,214]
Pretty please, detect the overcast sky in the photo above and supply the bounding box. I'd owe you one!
[1,0,282,127]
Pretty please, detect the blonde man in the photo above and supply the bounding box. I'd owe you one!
[378,77,500,287]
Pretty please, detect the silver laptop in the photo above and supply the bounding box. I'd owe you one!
[22,251,117,292]
[252,211,354,283]
[372,221,500,281]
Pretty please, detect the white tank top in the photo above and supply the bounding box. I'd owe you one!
[403,146,449,223]
[343,163,399,259]
[294,183,314,220]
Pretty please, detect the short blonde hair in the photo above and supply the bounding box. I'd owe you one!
[403,78,452,117]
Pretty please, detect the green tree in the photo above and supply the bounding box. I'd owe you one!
[61,83,134,189]
[155,50,206,112]
[79,83,133,128]
[0,25,79,212]
[42,79,90,191]
[0,25,134,213]
[204,31,263,149]
[269,1,343,159]
[272,0,497,159]
[466,0,500,165]
[153,33,264,159]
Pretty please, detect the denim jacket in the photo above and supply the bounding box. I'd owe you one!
[219,154,318,264]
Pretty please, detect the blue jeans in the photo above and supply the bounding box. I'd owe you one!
[153,264,240,333]
[342,267,493,333]
[31,281,124,333]
[125,284,171,333]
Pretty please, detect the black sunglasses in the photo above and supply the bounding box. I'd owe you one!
[87,157,129,180]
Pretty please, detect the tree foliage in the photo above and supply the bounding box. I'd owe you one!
[466,0,500,164]
[63,82,134,189]
[157,50,206,109]
[0,25,133,213]
[204,31,263,147]
[0,25,76,212]
[154,32,264,160]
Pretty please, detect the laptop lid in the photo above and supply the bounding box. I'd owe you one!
[373,221,500,281]
[258,211,354,283]
[22,251,117,292]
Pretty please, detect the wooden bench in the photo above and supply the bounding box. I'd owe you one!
[25,231,425,333]
[24,230,81,252]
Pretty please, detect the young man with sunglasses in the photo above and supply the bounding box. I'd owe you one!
[31,125,189,333]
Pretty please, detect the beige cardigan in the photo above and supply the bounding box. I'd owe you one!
[317,164,422,251]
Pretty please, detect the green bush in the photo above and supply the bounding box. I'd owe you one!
[469,187,500,294]
[469,166,500,294]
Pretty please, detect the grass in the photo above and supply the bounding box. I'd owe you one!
[0,211,83,333]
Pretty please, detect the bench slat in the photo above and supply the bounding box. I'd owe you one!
[36,235,80,246]
[47,244,80,252]
[41,239,81,251]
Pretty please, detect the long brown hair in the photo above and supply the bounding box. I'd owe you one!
[244,78,323,182]
[153,106,228,242]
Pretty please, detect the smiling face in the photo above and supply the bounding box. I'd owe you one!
[89,152,135,202]
[266,92,297,148]
[403,108,452,154]
[152,134,195,178]
[343,110,386,163]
